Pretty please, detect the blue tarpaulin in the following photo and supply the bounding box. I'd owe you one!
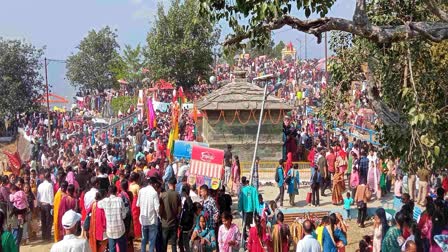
[173,140,209,159]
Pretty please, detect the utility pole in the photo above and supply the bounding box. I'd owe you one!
[324,32,330,149]
[44,58,51,146]
[304,33,308,60]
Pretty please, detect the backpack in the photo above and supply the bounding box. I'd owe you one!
[275,167,280,183]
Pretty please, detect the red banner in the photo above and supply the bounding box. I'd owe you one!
[190,146,224,180]
[3,150,22,175]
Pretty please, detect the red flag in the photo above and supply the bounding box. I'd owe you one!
[3,150,22,175]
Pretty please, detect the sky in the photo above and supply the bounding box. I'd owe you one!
[0,0,355,104]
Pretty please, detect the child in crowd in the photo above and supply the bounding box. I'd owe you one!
[9,184,28,223]
[343,192,354,219]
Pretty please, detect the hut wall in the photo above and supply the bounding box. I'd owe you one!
[201,110,284,162]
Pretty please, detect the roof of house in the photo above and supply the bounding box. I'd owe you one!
[197,71,294,111]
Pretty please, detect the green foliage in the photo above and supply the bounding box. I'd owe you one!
[111,44,148,89]
[0,38,45,116]
[66,26,120,92]
[110,96,138,115]
[199,0,336,49]
[326,1,448,171]
[145,0,219,87]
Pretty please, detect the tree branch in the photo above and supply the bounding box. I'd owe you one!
[424,0,448,22]
[353,0,369,26]
[223,15,448,46]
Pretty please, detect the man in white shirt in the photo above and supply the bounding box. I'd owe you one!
[296,220,321,252]
[50,210,91,252]
[83,177,99,210]
[37,171,54,241]
[137,177,160,252]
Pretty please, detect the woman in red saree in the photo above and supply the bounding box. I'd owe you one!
[129,173,141,240]
[88,195,107,252]
[332,167,344,205]
[57,184,78,240]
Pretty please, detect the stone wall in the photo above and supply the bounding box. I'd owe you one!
[201,110,284,162]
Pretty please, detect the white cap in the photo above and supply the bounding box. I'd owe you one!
[61,210,81,229]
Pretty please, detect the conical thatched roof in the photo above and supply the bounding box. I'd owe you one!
[197,71,293,111]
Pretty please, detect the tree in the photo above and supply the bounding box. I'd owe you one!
[199,0,448,47]
[0,38,45,116]
[111,44,148,90]
[202,0,448,171]
[272,41,286,59]
[145,0,219,87]
[325,1,448,171]
[66,26,120,92]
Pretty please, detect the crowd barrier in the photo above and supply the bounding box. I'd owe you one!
[240,161,312,185]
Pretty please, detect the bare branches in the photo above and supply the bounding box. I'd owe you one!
[223,14,448,46]
[424,0,448,22]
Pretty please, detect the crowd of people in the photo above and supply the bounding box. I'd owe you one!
[0,53,447,252]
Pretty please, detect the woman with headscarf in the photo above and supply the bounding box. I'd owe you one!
[190,214,217,252]
[332,167,344,205]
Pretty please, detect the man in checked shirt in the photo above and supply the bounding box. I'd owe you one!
[200,184,219,230]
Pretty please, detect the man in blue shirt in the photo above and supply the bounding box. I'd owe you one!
[274,159,285,207]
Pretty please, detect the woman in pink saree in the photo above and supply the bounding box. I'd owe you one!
[218,211,241,252]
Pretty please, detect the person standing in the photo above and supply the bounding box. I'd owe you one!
[137,177,160,252]
[354,184,369,228]
[408,170,416,201]
[416,168,430,206]
[159,177,181,252]
[50,210,91,252]
[296,220,321,252]
[238,176,259,248]
[317,149,329,196]
[98,185,127,252]
[274,159,286,207]
[224,145,233,192]
[37,171,54,241]
[287,164,300,206]
[310,166,321,207]
[178,184,195,252]
[231,156,241,196]
[358,150,369,185]
[218,211,241,252]
[200,185,219,230]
